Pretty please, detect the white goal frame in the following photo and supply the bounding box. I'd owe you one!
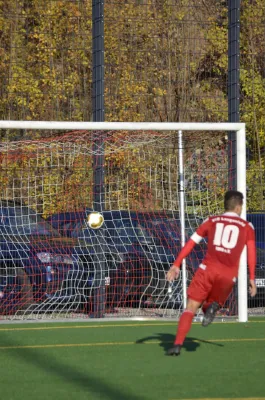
[0,121,247,322]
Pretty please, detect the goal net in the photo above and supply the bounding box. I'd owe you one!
[0,121,246,321]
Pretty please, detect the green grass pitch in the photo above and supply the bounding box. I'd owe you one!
[0,318,265,400]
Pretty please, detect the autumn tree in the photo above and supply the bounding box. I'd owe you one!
[0,0,264,212]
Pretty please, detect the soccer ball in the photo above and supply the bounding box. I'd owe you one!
[87,211,104,229]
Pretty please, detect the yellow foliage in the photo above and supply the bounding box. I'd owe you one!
[0,1,265,211]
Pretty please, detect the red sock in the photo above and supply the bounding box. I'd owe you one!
[174,310,194,345]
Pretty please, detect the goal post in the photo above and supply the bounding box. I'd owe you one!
[0,121,247,322]
[236,124,247,323]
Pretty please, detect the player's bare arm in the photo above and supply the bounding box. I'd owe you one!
[166,266,180,282]
[249,279,257,297]
[166,238,197,282]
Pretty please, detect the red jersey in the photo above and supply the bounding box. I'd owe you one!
[191,212,255,274]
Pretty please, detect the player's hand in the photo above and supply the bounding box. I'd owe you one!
[166,266,180,282]
[249,279,257,297]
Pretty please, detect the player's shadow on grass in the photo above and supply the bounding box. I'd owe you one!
[136,333,224,354]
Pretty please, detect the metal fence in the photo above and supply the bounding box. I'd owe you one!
[1,1,264,204]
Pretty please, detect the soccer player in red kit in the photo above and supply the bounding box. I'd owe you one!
[166,190,257,356]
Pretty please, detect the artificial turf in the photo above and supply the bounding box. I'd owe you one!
[0,318,265,400]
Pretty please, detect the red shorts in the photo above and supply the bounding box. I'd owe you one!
[187,264,236,306]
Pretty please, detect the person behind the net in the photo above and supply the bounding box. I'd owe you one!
[166,190,257,356]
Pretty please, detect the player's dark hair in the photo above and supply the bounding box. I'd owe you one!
[224,190,243,211]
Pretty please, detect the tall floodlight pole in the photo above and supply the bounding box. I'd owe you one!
[228,0,240,190]
[228,1,247,321]
[92,0,105,317]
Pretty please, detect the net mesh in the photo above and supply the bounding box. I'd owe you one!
[0,128,236,320]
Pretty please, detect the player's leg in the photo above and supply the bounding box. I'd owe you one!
[201,301,220,327]
[167,298,201,356]
[167,266,212,356]
[202,273,235,327]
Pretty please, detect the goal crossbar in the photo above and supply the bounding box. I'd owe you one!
[0,121,245,132]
